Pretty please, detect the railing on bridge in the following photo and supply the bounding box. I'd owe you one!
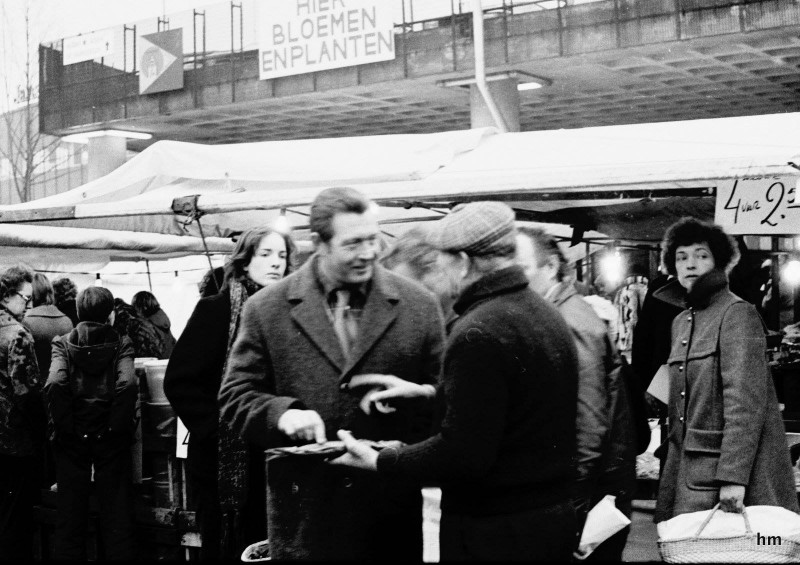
[39,0,800,131]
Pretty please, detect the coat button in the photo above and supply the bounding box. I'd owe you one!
[679,417,684,422]
[687,315,692,321]
[680,391,686,397]
[343,477,353,488]
[290,482,299,495]
[678,365,684,372]
[681,340,688,346]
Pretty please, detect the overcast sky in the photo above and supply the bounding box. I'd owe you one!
[4,0,213,41]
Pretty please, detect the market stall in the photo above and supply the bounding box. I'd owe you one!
[0,112,798,243]
[6,112,800,560]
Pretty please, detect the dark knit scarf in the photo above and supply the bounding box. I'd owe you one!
[218,276,262,557]
[686,268,728,310]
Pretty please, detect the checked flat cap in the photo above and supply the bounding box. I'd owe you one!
[426,201,517,256]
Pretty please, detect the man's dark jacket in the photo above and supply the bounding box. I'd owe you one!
[219,258,445,561]
[378,266,579,516]
[547,281,637,528]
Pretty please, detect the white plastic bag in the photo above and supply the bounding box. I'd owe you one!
[657,506,800,541]
[574,495,631,559]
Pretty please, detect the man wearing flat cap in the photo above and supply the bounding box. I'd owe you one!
[333,201,581,561]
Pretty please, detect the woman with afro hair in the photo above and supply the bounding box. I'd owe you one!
[654,217,799,524]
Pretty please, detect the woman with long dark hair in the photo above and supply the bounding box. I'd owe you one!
[131,291,177,359]
[654,217,798,523]
[164,226,296,560]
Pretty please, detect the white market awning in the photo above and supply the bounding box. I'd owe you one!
[0,114,796,240]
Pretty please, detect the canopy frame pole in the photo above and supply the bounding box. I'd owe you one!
[174,195,220,294]
[145,259,153,292]
[195,209,219,295]
[472,0,508,133]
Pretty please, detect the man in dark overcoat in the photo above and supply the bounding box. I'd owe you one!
[218,186,445,560]
[333,202,581,561]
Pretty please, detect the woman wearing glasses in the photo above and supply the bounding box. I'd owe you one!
[0,264,42,560]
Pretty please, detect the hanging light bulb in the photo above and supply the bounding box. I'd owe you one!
[783,259,800,287]
[94,273,103,287]
[600,247,625,287]
[171,270,182,293]
[273,208,291,234]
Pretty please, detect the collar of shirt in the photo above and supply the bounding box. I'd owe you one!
[543,281,561,302]
[313,254,370,308]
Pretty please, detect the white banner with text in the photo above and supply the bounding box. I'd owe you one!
[257,0,395,80]
[63,30,115,66]
[714,175,800,235]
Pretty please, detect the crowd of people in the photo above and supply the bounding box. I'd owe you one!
[0,184,797,561]
[0,269,176,561]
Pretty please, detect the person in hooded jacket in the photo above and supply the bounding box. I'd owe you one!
[44,286,137,560]
[131,291,177,359]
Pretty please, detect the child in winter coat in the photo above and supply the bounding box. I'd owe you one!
[44,286,137,560]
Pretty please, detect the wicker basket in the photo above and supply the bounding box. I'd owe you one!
[658,504,800,563]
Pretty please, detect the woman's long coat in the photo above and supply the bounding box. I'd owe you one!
[163,289,269,559]
[655,270,799,522]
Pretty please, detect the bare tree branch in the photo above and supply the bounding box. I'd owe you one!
[0,1,62,203]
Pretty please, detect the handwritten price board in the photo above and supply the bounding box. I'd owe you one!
[715,175,800,235]
[176,417,189,459]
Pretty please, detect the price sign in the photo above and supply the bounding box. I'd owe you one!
[176,417,189,459]
[715,175,800,235]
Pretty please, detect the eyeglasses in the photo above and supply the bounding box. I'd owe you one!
[14,292,32,305]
